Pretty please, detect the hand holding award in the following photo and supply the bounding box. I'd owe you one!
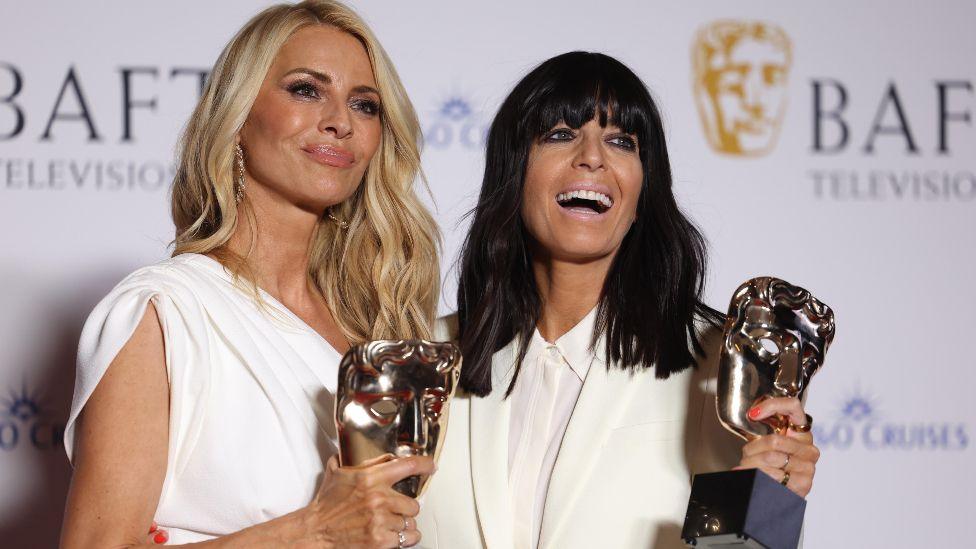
[683,277,835,549]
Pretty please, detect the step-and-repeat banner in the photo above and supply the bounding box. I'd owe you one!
[1,1,973,547]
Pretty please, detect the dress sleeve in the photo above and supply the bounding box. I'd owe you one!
[64,265,213,482]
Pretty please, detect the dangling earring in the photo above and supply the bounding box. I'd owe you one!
[328,208,349,229]
[235,144,246,203]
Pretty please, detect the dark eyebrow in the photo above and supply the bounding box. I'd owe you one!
[282,68,380,97]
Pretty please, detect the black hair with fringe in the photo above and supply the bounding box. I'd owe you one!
[456,51,722,396]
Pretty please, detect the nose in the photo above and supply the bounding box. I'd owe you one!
[572,133,606,172]
[318,101,353,139]
[396,397,427,452]
[742,71,766,119]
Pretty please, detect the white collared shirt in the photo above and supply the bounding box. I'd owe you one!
[508,307,598,549]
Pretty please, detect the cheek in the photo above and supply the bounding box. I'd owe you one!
[360,120,382,158]
[618,164,644,219]
[243,99,310,150]
[519,158,555,226]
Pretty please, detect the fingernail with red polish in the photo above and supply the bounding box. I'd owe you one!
[748,407,762,420]
[149,521,158,533]
[153,531,168,544]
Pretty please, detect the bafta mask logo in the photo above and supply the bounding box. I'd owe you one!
[335,339,461,497]
[692,21,793,156]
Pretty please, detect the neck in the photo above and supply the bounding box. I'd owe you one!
[223,184,322,306]
[532,252,613,343]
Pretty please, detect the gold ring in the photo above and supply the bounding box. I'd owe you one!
[789,413,813,433]
[783,454,790,470]
[781,470,791,486]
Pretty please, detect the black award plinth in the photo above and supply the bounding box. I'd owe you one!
[681,469,805,549]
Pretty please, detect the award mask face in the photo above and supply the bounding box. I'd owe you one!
[692,21,793,157]
[335,340,461,497]
[717,277,835,439]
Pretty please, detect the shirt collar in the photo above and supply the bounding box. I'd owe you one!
[528,306,603,382]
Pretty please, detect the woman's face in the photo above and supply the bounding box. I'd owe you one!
[521,117,643,263]
[239,25,382,213]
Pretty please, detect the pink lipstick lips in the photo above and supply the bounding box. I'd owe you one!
[303,145,355,168]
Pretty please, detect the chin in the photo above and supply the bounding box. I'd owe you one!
[305,185,358,210]
[549,243,619,263]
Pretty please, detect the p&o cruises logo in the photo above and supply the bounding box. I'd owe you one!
[0,380,65,451]
[813,389,969,451]
[423,95,489,150]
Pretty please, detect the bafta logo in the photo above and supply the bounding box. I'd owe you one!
[692,21,793,156]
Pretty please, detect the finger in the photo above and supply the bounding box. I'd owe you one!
[326,455,341,474]
[749,397,806,427]
[148,521,158,534]
[785,428,815,445]
[742,434,807,458]
[393,528,422,548]
[736,452,788,471]
[384,513,410,533]
[348,453,396,470]
[364,455,436,489]
[754,466,789,485]
[743,434,821,464]
[784,457,816,475]
[750,465,814,498]
[784,469,814,497]
[384,489,422,517]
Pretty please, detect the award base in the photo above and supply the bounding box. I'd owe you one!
[681,469,805,549]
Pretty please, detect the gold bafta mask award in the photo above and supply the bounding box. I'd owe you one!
[682,277,835,549]
[334,340,461,498]
[692,21,792,157]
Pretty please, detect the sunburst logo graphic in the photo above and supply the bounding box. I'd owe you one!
[840,396,874,422]
[424,92,488,150]
[438,97,473,122]
[835,387,879,422]
[2,381,43,422]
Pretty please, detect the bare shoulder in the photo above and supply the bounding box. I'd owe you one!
[62,303,169,548]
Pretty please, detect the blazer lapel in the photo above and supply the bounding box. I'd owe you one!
[538,356,643,547]
[469,343,517,549]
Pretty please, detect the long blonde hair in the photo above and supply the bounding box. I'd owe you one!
[171,0,439,341]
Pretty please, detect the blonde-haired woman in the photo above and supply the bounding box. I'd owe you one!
[60,2,437,548]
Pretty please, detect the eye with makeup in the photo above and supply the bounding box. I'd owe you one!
[285,79,320,100]
[540,127,638,152]
[349,96,380,117]
[541,127,576,143]
[606,133,638,151]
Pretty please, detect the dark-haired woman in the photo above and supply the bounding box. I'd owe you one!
[416,51,819,549]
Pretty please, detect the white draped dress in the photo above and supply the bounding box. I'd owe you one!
[64,253,341,543]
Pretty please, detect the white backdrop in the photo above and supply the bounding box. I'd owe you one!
[1,1,974,547]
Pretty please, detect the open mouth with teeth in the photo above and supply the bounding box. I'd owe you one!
[556,190,613,215]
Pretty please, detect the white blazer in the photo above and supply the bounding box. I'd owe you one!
[417,317,743,549]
